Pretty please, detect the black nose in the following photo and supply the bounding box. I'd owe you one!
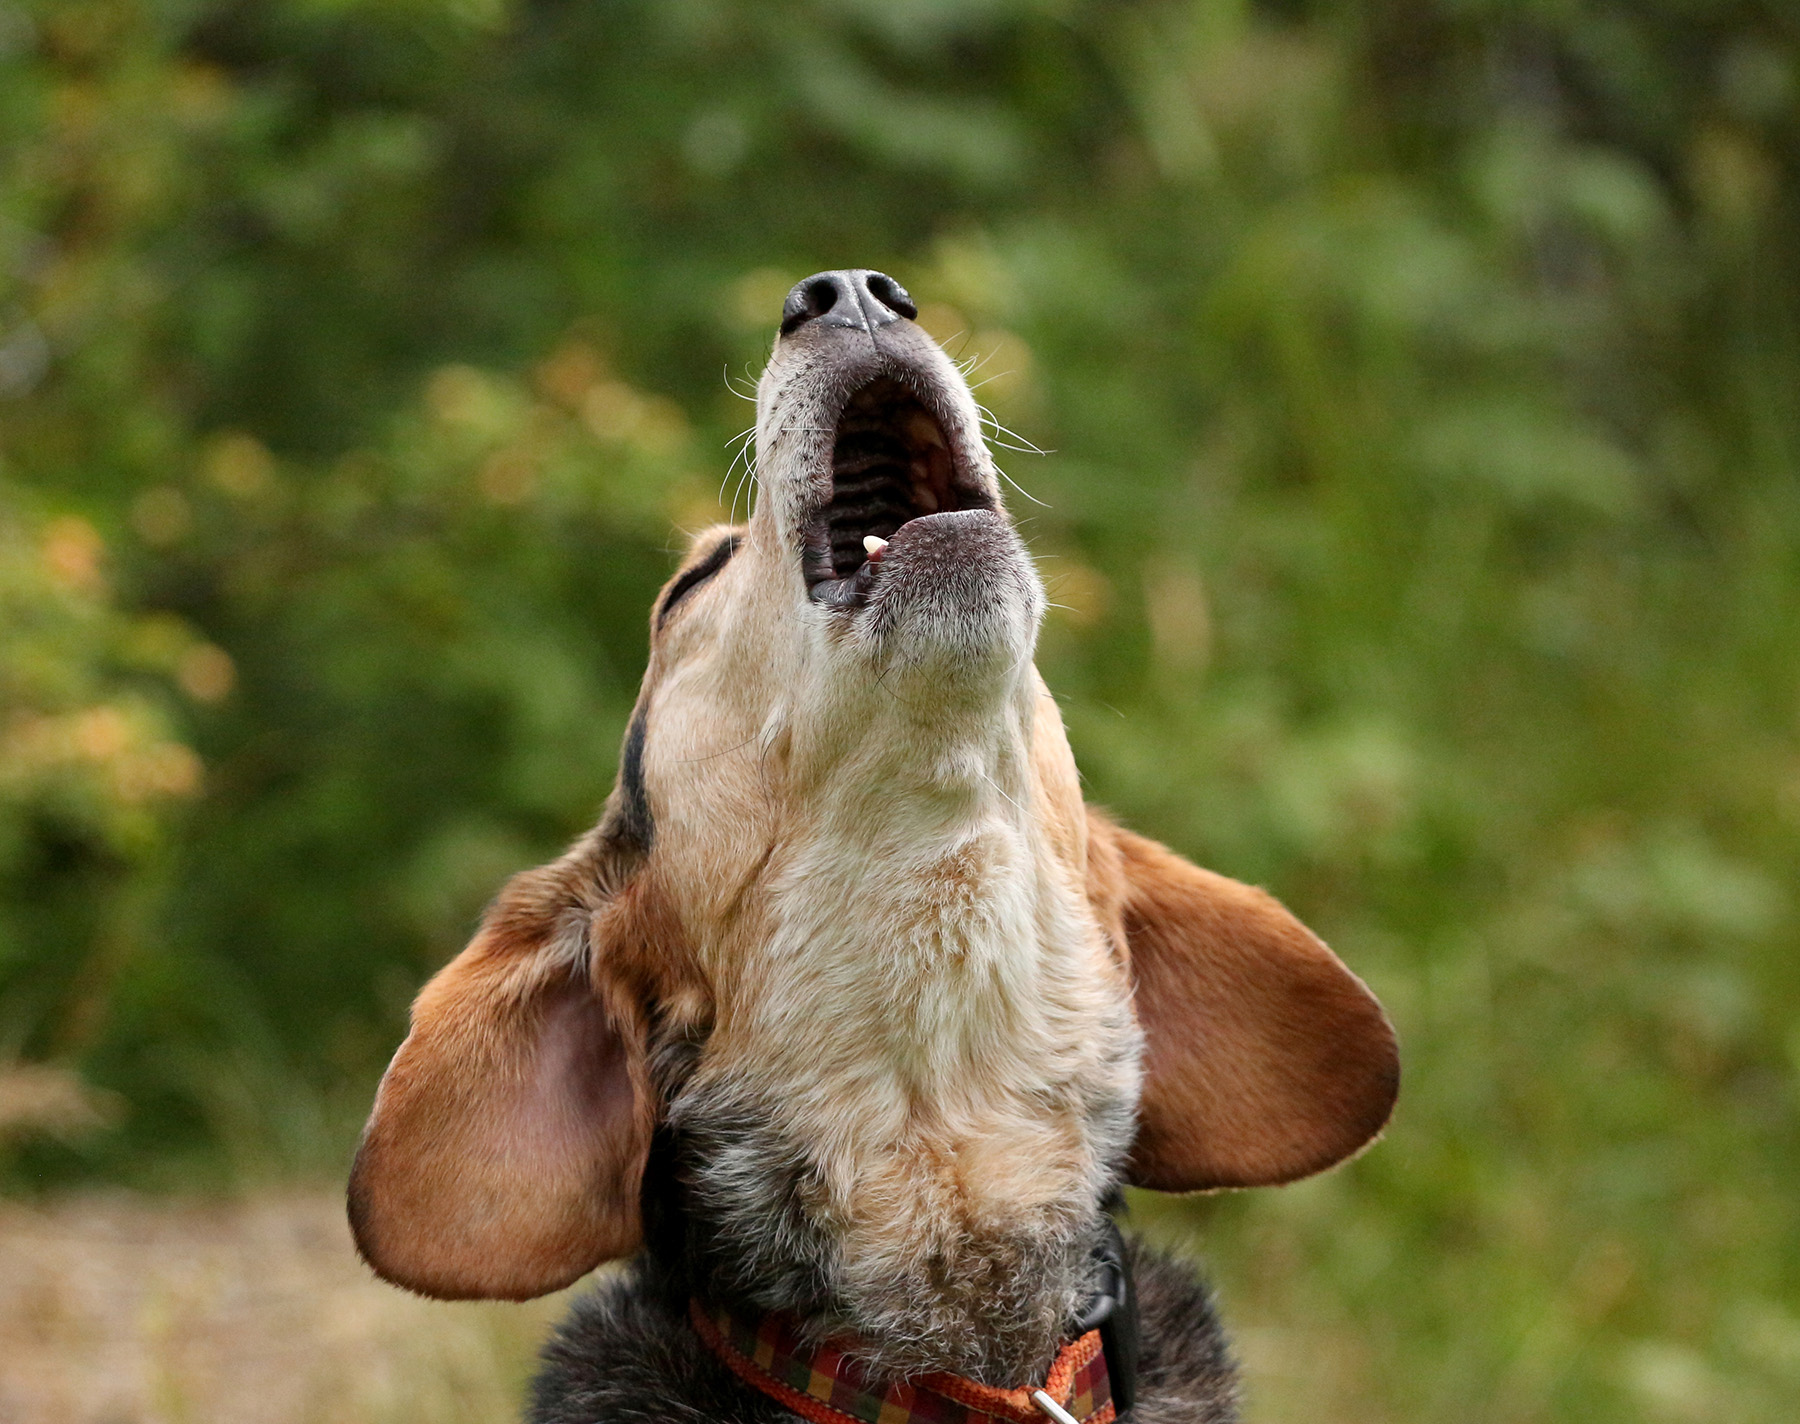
[780,269,917,337]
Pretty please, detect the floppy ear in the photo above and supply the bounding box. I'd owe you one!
[1087,811,1399,1192]
[348,837,659,1300]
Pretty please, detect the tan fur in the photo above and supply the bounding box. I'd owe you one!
[349,296,1399,1317]
[1084,814,1399,1190]
[348,842,704,1298]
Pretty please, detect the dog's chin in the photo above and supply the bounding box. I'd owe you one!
[855,509,1044,673]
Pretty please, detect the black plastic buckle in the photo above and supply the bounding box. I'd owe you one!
[1072,1220,1139,1417]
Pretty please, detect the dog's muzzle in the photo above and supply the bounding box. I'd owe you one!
[776,270,1005,614]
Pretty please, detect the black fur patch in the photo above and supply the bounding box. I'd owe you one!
[662,1082,837,1317]
[531,1256,795,1424]
[528,1239,1238,1424]
[657,534,741,631]
[604,703,654,854]
[599,534,739,857]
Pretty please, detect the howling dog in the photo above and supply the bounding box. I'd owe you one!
[348,270,1398,1423]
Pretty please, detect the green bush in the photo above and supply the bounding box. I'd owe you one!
[1,1,1797,1418]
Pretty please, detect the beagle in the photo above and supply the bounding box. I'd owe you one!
[347,270,1398,1423]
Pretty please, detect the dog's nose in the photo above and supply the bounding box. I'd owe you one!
[780,269,917,337]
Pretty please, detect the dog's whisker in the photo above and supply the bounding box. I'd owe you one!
[977,409,1050,457]
[978,767,1024,815]
[994,465,1052,509]
[722,364,759,403]
[958,343,997,379]
[732,443,761,522]
[722,425,760,511]
[719,428,759,509]
[732,467,758,523]
[677,732,760,764]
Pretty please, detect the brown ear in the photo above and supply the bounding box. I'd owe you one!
[1087,811,1399,1192]
[348,839,659,1299]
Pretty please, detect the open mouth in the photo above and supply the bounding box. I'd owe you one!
[804,378,991,608]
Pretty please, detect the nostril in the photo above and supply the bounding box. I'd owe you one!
[781,278,841,335]
[778,269,916,336]
[865,272,916,321]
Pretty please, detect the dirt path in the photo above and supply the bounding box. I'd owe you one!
[0,1192,573,1424]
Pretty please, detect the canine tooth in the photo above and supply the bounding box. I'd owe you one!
[863,535,889,557]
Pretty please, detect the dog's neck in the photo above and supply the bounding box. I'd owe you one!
[659,647,1144,1386]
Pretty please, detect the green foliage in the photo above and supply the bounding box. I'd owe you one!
[2,0,1797,1418]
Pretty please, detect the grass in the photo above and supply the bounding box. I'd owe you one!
[0,1191,568,1424]
[0,1186,1427,1424]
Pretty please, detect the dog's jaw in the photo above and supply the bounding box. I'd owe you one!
[757,313,1006,593]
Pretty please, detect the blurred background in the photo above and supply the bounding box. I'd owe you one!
[1,0,1796,1420]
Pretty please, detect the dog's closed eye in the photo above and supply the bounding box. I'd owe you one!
[655,533,741,630]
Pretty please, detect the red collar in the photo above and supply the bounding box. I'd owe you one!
[690,1297,1117,1424]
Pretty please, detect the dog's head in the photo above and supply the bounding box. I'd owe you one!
[348,270,1398,1306]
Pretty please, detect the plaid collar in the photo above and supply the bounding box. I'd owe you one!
[690,1297,1117,1424]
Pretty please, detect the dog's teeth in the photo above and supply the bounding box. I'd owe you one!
[863,536,889,558]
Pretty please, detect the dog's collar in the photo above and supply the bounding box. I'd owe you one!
[690,1298,1117,1424]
